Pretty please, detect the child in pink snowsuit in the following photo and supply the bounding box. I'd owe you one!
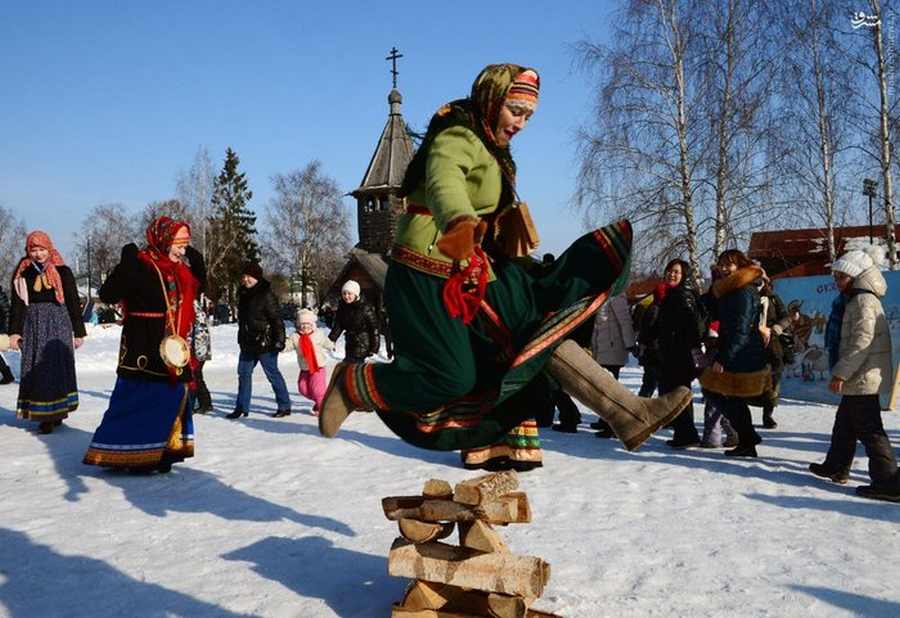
[291,309,333,415]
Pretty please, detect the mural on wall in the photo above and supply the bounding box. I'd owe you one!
[773,272,900,408]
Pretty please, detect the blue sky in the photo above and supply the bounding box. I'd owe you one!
[0,1,615,260]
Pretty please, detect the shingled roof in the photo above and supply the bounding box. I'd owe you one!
[352,89,415,196]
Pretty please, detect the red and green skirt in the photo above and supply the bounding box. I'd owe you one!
[342,220,631,451]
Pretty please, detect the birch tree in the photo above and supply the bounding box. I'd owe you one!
[175,146,215,261]
[575,0,705,279]
[776,0,857,263]
[263,161,351,306]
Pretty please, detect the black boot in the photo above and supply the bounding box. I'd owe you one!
[273,409,292,418]
[808,462,849,484]
[762,407,777,429]
[38,421,54,434]
[226,409,248,419]
[725,444,758,457]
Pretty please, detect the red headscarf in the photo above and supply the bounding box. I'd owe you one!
[13,231,66,304]
[137,216,198,342]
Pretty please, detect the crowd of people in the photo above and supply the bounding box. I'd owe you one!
[3,62,899,505]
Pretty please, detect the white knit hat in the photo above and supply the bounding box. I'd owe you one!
[831,250,875,278]
[341,280,361,297]
[296,308,317,325]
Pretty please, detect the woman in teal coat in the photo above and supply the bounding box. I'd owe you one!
[319,64,691,453]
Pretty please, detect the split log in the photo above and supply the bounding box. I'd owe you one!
[390,605,473,618]
[388,538,550,598]
[423,479,454,498]
[398,582,528,618]
[459,520,508,554]
[401,581,458,611]
[383,496,529,525]
[399,518,455,544]
[454,471,519,506]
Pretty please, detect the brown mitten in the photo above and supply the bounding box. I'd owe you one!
[437,217,487,261]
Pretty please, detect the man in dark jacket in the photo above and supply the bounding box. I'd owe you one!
[229,262,291,419]
[329,280,380,363]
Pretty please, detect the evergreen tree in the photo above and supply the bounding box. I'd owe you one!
[207,147,259,310]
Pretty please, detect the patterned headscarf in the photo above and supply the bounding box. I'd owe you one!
[401,63,540,198]
[13,231,66,304]
[469,64,540,146]
[145,216,190,257]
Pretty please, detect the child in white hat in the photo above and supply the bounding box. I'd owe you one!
[290,309,334,415]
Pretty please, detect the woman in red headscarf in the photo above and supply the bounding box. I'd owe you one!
[8,231,86,434]
[83,216,205,473]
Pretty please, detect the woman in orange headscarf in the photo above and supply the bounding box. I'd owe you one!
[9,231,86,434]
[83,216,205,473]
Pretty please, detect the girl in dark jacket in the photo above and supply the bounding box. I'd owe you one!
[329,280,379,363]
[699,250,770,457]
[655,259,706,448]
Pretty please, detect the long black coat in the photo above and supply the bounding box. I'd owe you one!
[655,284,706,385]
[99,244,205,383]
[329,299,379,360]
[237,278,285,355]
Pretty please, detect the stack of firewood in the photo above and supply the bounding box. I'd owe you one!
[382,470,560,618]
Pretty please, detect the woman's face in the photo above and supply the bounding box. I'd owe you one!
[342,291,357,304]
[298,322,314,334]
[168,227,190,262]
[665,263,683,286]
[28,245,50,264]
[716,260,738,277]
[833,271,852,293]
[495,103,532,147]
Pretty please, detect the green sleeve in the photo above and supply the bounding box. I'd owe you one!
[425,125,481,232]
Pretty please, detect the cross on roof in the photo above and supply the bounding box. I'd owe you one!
[386,46,403,89]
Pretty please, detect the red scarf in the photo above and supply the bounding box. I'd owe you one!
[299,333,320,373]
[138,216,199,381]
[442,247,489,324]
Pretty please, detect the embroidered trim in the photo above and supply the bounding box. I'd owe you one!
[392,245,455,278]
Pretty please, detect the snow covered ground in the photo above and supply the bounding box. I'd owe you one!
[1,324,899,617]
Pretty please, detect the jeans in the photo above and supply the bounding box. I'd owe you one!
[236,351,291,413]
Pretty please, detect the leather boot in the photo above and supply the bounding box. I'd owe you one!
[319,364,361,437]
[545,340,692,451]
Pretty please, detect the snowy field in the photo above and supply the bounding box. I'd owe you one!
[1,324,899,617]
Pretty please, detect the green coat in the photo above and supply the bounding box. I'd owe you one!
[394,125,505,279]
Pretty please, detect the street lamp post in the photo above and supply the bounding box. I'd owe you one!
[863,178,878,244]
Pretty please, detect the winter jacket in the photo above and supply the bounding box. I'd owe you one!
[655,283,705,384]
[699,265,770,398]
[290,328,334,371]
[394,125,505,281]
[636,299,661,367]
[760,290,790,372]
[329,299,379,360]
[237,278,286,355]
[591,294,635,366]
[832,265,893,400]
[9,263,87,339]
[99,244,204,382]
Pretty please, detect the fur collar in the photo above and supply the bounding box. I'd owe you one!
[712,265,763,298]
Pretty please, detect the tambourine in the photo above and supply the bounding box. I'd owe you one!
[159,334,190,369]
